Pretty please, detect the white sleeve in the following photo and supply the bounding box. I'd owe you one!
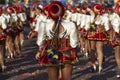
[112,14,120,33]
[12,14,18,22]
[113,24,120,33]
[22,12,27,21]
[102,15,109,31]
[80,14,85,28]
[2,17,7,29]
[34,16,43,32]
[69,22,79,48]
[36,22,46,47]
[76,14,81,26]
[84,16,91,30]
[104,18,109,31]
[34,20,40,32]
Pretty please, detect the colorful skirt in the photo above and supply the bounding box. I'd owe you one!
[87,31,108,41]
[87,25,108,41]
[38,39,78,66]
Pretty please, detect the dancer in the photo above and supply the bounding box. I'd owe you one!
[109,6,120,78]
[35,1,78,80]
[0,6,7,71]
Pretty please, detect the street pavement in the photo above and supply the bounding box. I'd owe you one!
[0,27,119,80]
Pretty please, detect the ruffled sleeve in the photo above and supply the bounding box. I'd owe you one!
[69,22,79,48]
[1,16,7,29]
[36,22,46,47]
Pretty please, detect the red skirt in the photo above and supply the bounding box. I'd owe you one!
[29,17,36,23]
[39,48,78,66]
[87,25,108,41]
[88,32,108,41]
[38,39,78,66]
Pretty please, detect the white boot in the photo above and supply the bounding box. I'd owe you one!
[1,66,6,72]
[98,66,102,74]
[21,40,24,46]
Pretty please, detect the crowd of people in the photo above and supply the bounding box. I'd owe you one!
[0,3,26,72]
[0,0,120,80]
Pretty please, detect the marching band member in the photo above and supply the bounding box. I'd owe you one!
[34,1,79,80]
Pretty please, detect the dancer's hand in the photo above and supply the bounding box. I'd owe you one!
[35,51,41,60]
[27,31,33,39]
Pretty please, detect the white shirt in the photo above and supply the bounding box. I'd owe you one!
[17,12,27,22]
[101,13,109,31]
[34,14,47,32]
[37,20,79,48]
[0,14,7,29]
[110,13,120,33]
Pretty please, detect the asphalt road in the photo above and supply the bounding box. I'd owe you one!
[0,27,119,80]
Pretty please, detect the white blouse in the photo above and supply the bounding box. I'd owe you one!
[37,20,79,48]
[0,15,7,29]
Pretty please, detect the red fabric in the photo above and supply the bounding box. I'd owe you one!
[48,1,65,20]
[38,39,77,65]
[87,25,108,41]
[92,4,102,14]
[0,34,6,40]
[80,7,87,13]
[30,17,36,23]
[38,48,77,65]
[0,7,2,15]
[43,5,49,15]
[109,40,120,46]
[6,6,15,13]
[70,7,76,12]
[114,5,120,14]
[107,8,113,13]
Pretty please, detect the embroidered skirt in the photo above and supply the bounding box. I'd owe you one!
[38,39,78,66]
